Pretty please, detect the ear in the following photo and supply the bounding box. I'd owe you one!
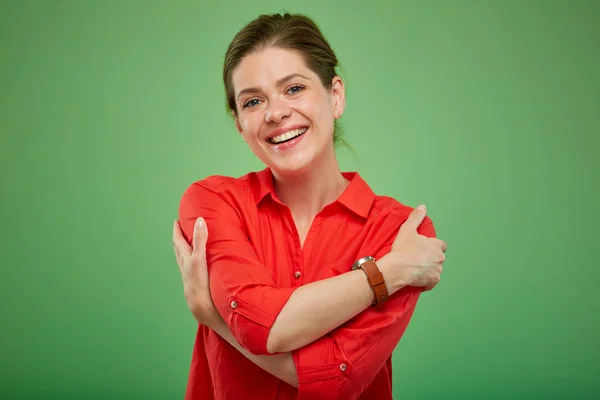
[331,76,346,118]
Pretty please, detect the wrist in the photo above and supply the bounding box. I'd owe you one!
[191,304,220,328]
[184,288,219,327]
[377,253,408,295]
[352,256,389,306]
[207,312,226,332]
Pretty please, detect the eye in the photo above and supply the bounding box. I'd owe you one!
[242,98,261,109]
[287,85,305,94]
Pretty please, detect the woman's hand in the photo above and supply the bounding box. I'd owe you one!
[172,217,219,326]
[378,206,447,293]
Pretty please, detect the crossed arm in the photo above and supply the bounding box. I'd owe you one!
[175,182,443,398]
[184,258,422,390]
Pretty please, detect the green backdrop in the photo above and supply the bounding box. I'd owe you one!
[2,0,598,399]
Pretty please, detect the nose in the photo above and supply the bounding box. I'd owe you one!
[265,98,291,124]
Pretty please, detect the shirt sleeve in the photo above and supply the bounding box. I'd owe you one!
[293,216,437,400]
[178,180,297,355]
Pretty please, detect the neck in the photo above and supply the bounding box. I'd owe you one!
[272,154,349,220]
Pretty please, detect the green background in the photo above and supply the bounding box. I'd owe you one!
[2,0,598,398]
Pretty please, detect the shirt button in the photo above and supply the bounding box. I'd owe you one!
[294,271,302,279]
[230,301,238,309]
[339,363,347,372]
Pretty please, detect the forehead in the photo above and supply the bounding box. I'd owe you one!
[232,47,314,93]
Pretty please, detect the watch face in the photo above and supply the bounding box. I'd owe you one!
[351,256,375,270]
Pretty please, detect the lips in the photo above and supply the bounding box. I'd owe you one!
[268,127,308,144]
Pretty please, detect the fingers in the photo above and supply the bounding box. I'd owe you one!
[399,205,427,233]
[191,217,208,259]
[173,220,192,260]
[173,244,181,268]
[432,238,448,253]
[172,220,186,248]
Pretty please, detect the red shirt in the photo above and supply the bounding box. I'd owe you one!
[178,167,436,400]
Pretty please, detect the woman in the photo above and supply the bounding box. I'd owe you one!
[172,12,447,400]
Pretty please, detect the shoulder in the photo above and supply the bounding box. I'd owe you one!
[181,169,264,197]
[177,172,261,243]
[179,171,261,214]
[370,194,436,237]
[372,195,413,219]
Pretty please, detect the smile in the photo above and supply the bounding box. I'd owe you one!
[268,127,308,144]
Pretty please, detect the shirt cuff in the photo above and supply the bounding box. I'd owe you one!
[212,271,297,355]
[292,334,349,399]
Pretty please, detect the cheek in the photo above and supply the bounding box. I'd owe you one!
[240,113,263,137]
[306,102,334,133]
[299,94,333,124]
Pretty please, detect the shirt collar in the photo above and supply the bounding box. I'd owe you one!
[252,167,375,219]
[337,171,375,218]
[252,167,277,204]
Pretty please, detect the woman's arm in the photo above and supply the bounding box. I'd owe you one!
[174,210,444,395]
[267,207,446,353]
[292,217,443,399]
[210,314,298,387]
[174,218,298,386]
[265,256,402,353]
[179,181,445,356]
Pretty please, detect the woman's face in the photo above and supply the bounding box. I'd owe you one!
[232,46,345,176]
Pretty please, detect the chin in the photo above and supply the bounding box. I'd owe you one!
[269,155,314,177]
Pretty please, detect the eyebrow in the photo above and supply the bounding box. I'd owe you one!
[236,73,310,101]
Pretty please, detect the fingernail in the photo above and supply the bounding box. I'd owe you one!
[417,204,426,211]
[196,218,204,228]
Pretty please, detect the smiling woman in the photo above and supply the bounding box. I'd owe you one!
[173,12,447,400]
[230,45,344,179]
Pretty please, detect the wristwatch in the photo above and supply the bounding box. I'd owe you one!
[351,256,389,306]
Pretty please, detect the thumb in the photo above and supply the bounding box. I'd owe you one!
[400,205,427,234]
[191,217,208,257]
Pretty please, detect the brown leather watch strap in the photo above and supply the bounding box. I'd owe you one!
[359,259,389,306]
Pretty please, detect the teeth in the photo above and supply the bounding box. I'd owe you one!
[270,128,307,144]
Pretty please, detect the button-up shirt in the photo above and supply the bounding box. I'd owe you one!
[178,167,436,400]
